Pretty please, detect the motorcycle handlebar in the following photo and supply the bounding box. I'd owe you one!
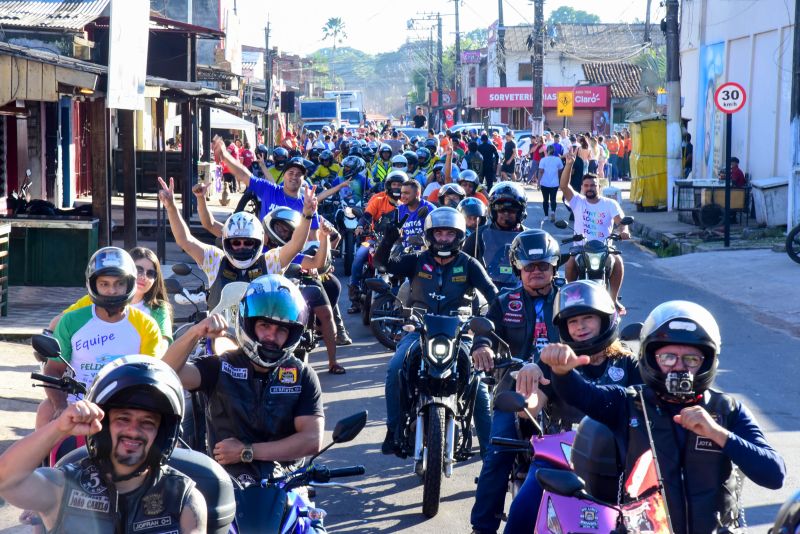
[490,437,531,449]
[326,466,366,478]
[31,372,62,386]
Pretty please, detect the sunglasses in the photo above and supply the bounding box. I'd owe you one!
[655,353,705,368]
[521,262,553,273]
[229,238,257,248]
[136,265,157,280]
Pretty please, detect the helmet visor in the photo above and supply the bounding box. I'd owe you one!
[241,286,306,325]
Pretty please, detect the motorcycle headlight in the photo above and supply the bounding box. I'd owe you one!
[545,496,564,534]
[587,252,603,271]
[427,337,454,365]
[344,207,354,218]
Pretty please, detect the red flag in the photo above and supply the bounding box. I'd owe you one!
[625,449,659,499]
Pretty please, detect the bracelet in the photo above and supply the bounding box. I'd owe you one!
[303,212,314,220]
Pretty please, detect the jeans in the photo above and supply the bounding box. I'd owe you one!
[503,458,555,534]
[349,244,370,288]
[385,332,492,458]
[609,154,619,179]
[470,410,519,533]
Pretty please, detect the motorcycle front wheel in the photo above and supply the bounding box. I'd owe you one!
[787,224,800,264]
[369,294,403,350]
[422,405,445,518]
[343,231,355,276]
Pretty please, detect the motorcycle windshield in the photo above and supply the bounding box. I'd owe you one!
[583,240,607,253]
[423,314,460,338]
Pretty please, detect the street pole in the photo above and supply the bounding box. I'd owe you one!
[454,0,461,123]
[531,0,544,136]
[437,13,443,131]
[724,113,732,247]
[790,0,800,228]
[665,0,681,212]
[497,0,506,87]
[265,21,273,152]
[644,0,653,43]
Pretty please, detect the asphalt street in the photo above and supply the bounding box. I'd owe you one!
[0,191,797,533]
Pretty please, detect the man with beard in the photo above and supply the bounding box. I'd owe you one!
[559,152,629,314]
[43,248,162,424]
[162,275,324,487]
[396,179,436,250]
[0,357,206,533]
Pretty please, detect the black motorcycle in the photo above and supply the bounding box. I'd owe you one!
[555,216,634,290]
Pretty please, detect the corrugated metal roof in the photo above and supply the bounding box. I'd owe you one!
[583,62,643,99]
[0,0,110,30]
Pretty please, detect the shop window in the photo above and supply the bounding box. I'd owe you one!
[469,67,476,87]
[518,63,532,81]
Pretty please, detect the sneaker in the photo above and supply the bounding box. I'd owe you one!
[346,304,360,314]
[381,429,397,455]
[336,331,353,345]
[549,213,556,222]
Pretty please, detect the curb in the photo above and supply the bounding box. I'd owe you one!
[630,220,697,255]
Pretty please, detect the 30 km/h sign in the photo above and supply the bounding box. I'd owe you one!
[714,82,747,114]
[556,91,574,117]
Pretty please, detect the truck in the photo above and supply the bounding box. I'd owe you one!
[323,90,364,126]
[299,97,340,129]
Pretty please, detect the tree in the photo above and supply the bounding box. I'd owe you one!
[547,6,601,24]
[321,17,347,89]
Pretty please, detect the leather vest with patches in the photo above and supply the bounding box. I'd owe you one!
[208,254,268,309]
[409,251,474,315]
[52,457,192,534]
[624,387,741,534]
[479,225,524,288]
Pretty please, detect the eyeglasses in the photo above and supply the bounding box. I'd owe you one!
[136,266,157,280]
[655,352,705,368]
[229,238,257,248]
[521,262,553,273]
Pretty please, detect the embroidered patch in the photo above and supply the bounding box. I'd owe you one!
[629,417,640,428]
[79,465,106,495]
[499,266,513,274]
[221,361,248,380]
[503,312,523,324]
[453,266,464,274]
[607,366,625,382]
[142,492,165,516]
[133,517,173,532]
[270,385,302,394]
[507,300,523,312]
[452,275,467,282]
[508,292,521,299]
[68,489,110,513]
[278,367,298,384]
[423,263,433,272]
[579,507,599,529]
[417,272,432,279]
[237,473,258,487]
[695,436,722,453]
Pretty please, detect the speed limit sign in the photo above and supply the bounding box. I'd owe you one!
[714,82,746,114]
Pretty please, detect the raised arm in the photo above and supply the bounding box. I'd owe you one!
[444,145,454,184]
[316,178,351,202]
[158,176,207,266]
[192,182,223,238]
[212,135,252,189]
[162,315,228,391]
[278,186,316,269]
[559,151,576,202]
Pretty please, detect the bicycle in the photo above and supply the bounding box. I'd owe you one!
[787,222,800,264]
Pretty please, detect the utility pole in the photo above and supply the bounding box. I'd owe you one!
[644,0,653,42]
[497,0,506,87]
[530,0,544,136]
[665,0,681,211]
[264,20,273,151]
[790,0,800,227]
[436,13,443,131]
[454,0,461,123]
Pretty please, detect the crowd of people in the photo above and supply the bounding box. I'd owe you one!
[0,117,787,534]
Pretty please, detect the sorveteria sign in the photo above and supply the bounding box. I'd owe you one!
[476,86,609,109]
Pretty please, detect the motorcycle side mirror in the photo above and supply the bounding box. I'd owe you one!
[620,322,643,341]
[469,316,495,337]
[332,411,368,444]
[407,234,425,247]
[165,278,183,295]
[554,220,569,230]
[171,263,193,276]
[284,263,303,279]
[31,334,61,363]
[494,391,527,413]
[417,206,430,220]
[553,276,567,288]
[536,468,587,498]
[619,216,634,226]
[364,278,391,294]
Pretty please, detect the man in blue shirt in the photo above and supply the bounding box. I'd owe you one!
[397,179,436,249]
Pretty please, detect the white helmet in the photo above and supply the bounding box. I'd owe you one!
[391,154,408,173]
[222,212,265,269]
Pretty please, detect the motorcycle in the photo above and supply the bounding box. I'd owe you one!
[555,216,634,291]
[786,221,800,264]
[334,197,363,276]
[366,278,485,518]
[7,173,93,218]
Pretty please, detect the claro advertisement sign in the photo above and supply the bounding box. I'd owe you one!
[476,86,609,109]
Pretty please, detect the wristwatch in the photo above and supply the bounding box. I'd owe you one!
[240,443,254,463]
[303,212,314,220]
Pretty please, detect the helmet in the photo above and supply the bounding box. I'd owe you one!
[489,181,527,225]
[423,207,467,257]
[348,144,362,160]
[458,169,481,188]
[384,170,408,200]
[391,154,408,172]
[341,155,366,179]
[378,143,393,159]
[339,140,351,155]
[403,150,419,172]
[256,144,269,157]
[509,229,560,276]
[272,147,289,170]
[222,212,265,269]
[457,197,488,225]
[468,127,478,136]
[431,162,445,176]
[415,147,431,167]
[86,356,184,479]
[552,280,619,356]
[308,147,322,162]
[263,206,301,246]
[361,144,374,161]
[236,275,309,368]
[368,141,379,152]
[319,149,334,166]
[86,247,137,311]
[638,301,721,401]
[424,137,439,153]
[437,183,466,207]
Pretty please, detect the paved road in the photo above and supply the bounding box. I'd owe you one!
[0,193,797,533]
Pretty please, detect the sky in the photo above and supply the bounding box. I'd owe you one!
[234,0,655,57]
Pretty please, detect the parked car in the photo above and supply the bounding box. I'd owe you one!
[393,127,428,140]
[448,123,510,137]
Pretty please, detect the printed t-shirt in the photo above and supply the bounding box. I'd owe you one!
[248,176,320,229]
[568,194,623,241]
[398,200,437,247]
[201,246,283,287]
[64,295,172,343]
[53,305,161,402]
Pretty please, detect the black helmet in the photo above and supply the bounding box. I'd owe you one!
[378,143,393,159]
[437,183,466,207]
[339,140,351,156]
[237,275,309,368]
[308,147,322,162]
[86,356,184,479]
[403,150,419,172]
[552,280,619,356]
[86,247,137,312]
[416,147,431,167]
[263,206,301,246]
[423,207,467,257]
[319,149,334,166]
[272,147,289,170]
[489,181,527,225]
[771,490,800,534]
[457,197,488,225]
[341,155,366,179]
[638,300,721,402]
[348,144,363,160]
[509,229,560,276]
[256,143,269,157]
[424,137,439,153]
[384,170,409,200]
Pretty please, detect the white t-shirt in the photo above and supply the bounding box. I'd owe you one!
[201,246,283,287]
[568,194,623,241]
[538,155,563,188]
[423,182,441,199]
